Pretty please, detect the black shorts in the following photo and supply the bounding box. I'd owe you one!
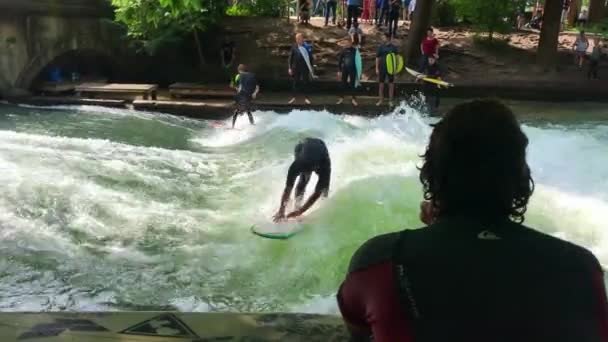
[378,68,395,83]
[235,94,253,112]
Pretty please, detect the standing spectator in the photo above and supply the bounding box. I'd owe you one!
[402,0,411,21]
[337,99,608,342]
[388,0,401,39]
[369,0,377,25]
[347,0,363,30]
[377,0,389,27]
[376,34,399,106]
[362,0,371,23]
[578,8,588,27]
[349,22,364,45]
[299,0,312,25]
[325,0,337,26]
[420,27,440,70]
[589,38,602,79]
[336,39,359,106]
[288,33,315,105]
[573,30,589,68]
[408,0,416,19]
[220,38,236,71]
[417,55,442,114]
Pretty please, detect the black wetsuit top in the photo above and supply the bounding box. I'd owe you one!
[288,44,314,74]
[338,47,357,73]
[236,72,258,97]
[423,63,441,78]
[338,217,608,341]
[286,138,331,194]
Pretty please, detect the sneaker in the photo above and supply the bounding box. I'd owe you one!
[305,98,312,105]
[336,98,344,105]
[352,98,358,106]
[288,98,296,105]
[376,100,383,106]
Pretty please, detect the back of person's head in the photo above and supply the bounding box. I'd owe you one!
[385,33,392,42]
[238,64,247,73]
[427,27,434,35]
[354,21,359,28]
[420,99,534,223]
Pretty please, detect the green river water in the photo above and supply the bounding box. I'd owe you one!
[0,102,607,313]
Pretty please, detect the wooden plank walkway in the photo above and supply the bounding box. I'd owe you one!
[76,83,158,100]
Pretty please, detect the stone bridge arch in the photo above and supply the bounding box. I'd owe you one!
[9,15,128,91]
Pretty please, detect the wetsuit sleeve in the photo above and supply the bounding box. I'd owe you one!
[338,50,345,71]
[315,161,331,194]
[288,45,295,70]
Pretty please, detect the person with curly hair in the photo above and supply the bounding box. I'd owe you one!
[337,99,608,342]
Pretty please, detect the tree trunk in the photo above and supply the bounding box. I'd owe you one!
[589,0,606,23]
[193,29,205,68]
[537,0,562,69]
[404,0,435,67]
[567,0,581,26]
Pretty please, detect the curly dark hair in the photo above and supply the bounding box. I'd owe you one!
[419,99,534,223]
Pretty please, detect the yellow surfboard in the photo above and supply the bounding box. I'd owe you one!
[386,53,404,75]
[405,67,454,88]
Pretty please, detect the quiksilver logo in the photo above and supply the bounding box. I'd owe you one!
[477,230,502,240]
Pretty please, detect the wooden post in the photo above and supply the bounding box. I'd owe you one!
[537,0,562,69]
[589,0,607,23]
[404,0,435,68]
[567,0,581,27]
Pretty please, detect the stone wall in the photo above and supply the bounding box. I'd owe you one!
[0,4,126,96]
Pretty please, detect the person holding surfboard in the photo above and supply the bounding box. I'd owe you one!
[231,64,259,129]
[337,39,359,106]
[388,0,401,39]
[273,138,331,222]
[376,34,399,107]
[417,55,442,114]
[288,33,315,105]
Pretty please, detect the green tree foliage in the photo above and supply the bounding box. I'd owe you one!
[451,0,526,40]
[112,0,227,62]
[226,0,290,17]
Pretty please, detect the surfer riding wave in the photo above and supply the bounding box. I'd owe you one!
[273,138,331,222]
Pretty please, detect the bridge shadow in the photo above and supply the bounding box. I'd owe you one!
[30,49,122,91]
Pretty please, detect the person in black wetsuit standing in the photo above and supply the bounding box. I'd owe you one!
[231,64,259,128]
[418,55,442,114]
[336,39,359,106]
[273,138,331,222]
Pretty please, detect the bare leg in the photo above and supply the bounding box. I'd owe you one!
[377,82,385,105]
[247,111,255,125]
[232,110,239,128]
[389,83,395,105]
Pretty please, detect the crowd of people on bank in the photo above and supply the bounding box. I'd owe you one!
[229,28,444,128]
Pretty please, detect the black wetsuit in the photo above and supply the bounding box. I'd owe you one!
[286,138,331,200]
[422,63,441,113]
[338,47,358,97]
[233,72,257,127]
[288,44,314,96]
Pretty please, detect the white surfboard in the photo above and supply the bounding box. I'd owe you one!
[251,220,305,240]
